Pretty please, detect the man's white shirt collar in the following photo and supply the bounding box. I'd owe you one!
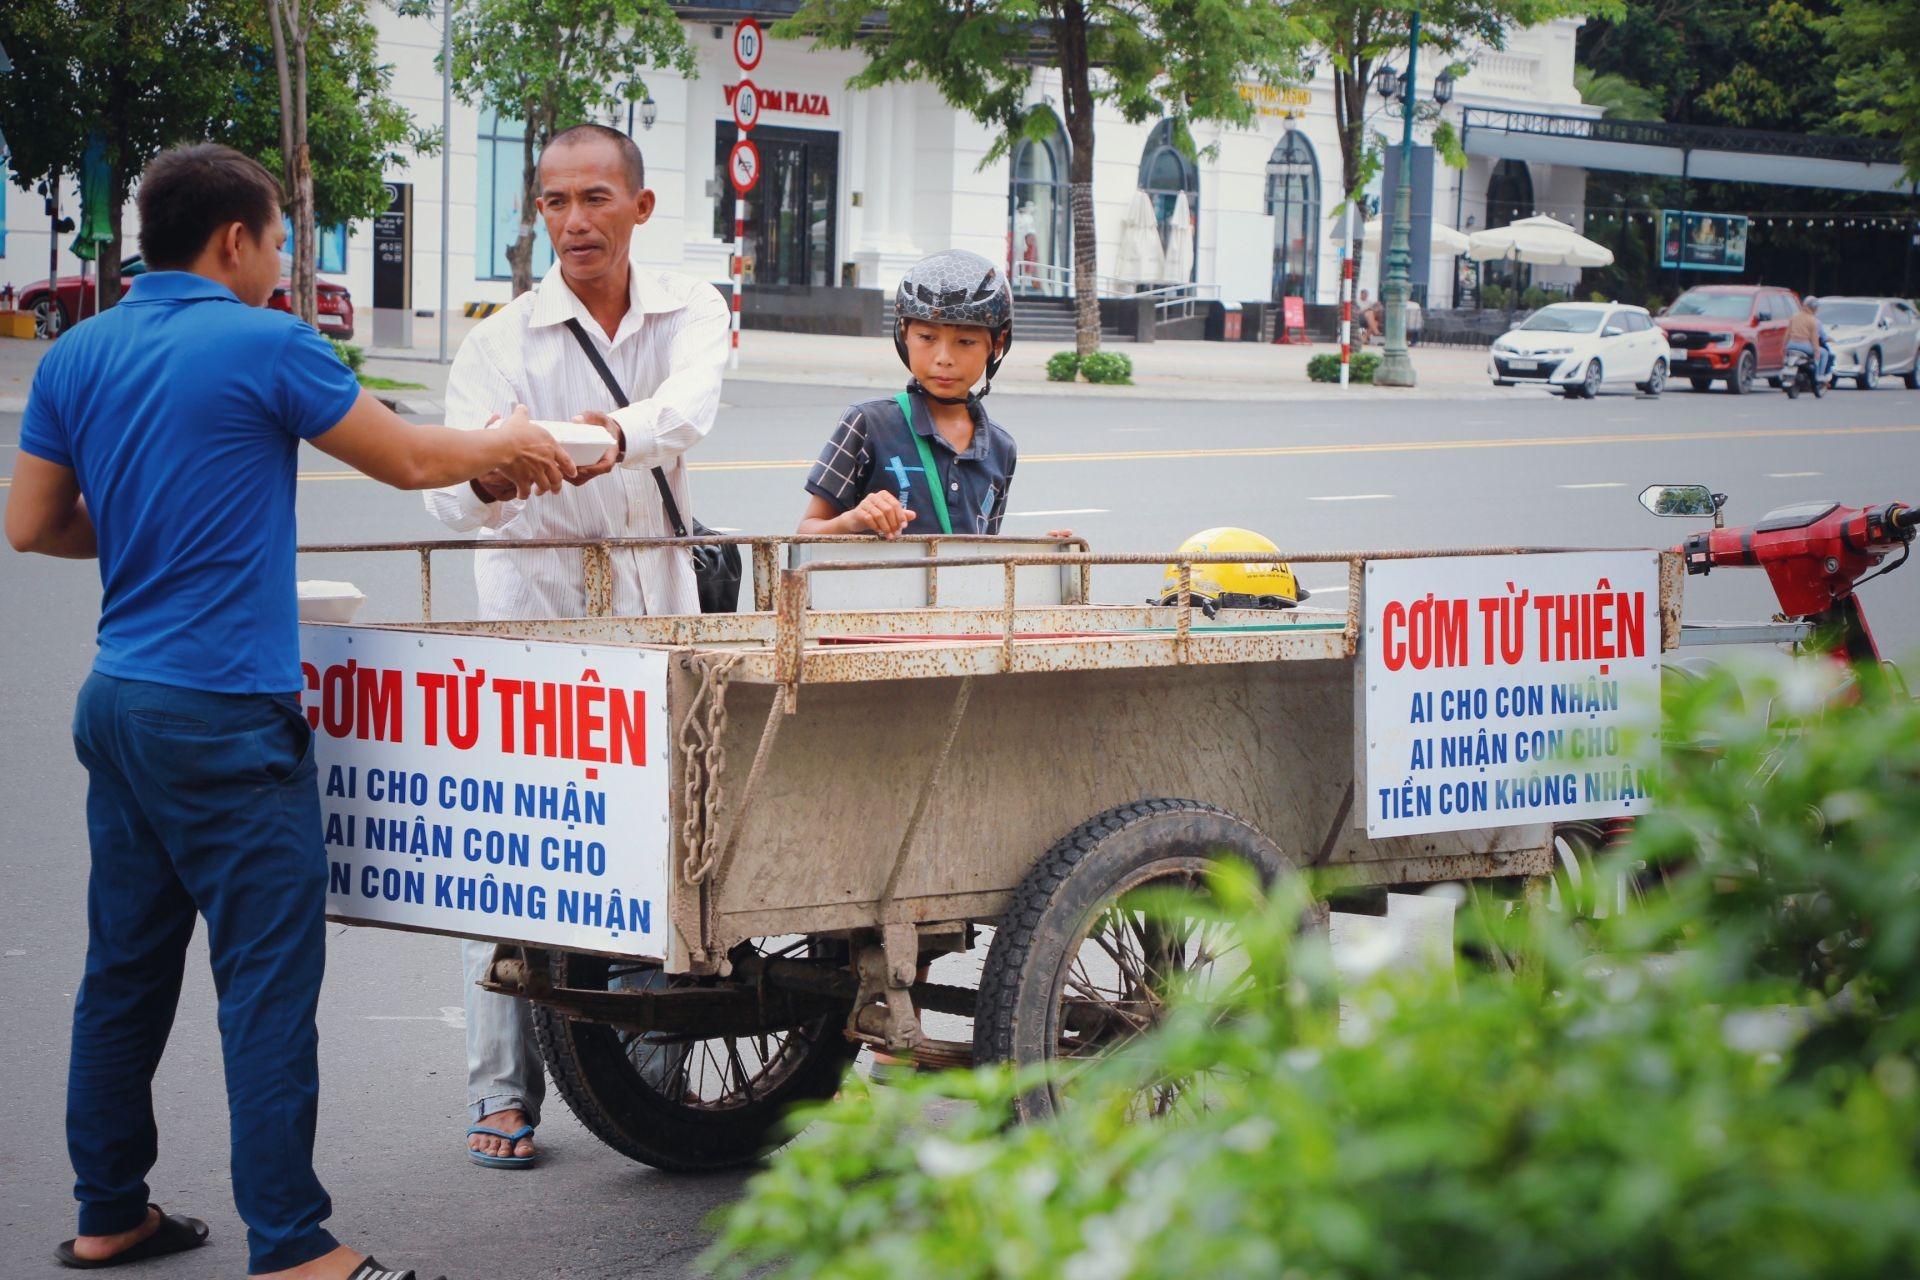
[527,256,693,349]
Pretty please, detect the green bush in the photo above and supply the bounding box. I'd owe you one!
[1481,283,1510,312]
[331,339,366,373]
[705,663,1920,1280]
[1306,351,1379,383]
[1045,351,1081,382]
[1521,285,1551,311]
[1080,350,1133,385]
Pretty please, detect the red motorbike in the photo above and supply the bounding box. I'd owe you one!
[1644,485,1915,675]
[1544,487,1915,918]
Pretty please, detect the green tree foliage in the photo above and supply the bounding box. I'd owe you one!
[1579,0,1838,129]
[780,0,1310,356]
[446,0,694,297]
[0,0,238,308]
[705,661,1920,1279]
[0,0,431,315]
[1822,0,1920,180]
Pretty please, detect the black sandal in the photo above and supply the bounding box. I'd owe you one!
[349,1257,449,1280]
[54,1204,209,1269]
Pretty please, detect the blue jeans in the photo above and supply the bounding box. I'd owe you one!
[68,673,339,1274]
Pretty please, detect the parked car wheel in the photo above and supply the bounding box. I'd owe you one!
[1637,359,1667,397]
[1727,349,1756,394]
[31,296,67,339]
[1904,364,1918,390]
[1856,348,1881,390]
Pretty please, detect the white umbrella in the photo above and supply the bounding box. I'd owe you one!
[1162,190,1194,285]
[1466,215,1613,268]
[1112,189,1163,286]
[1340,220,1472,257]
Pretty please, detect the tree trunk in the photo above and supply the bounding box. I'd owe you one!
[292,6,317,326]
[1057,1,1099,356]
[99,164,126,312]
[508,104,540,297]
[1333,61,1370,311]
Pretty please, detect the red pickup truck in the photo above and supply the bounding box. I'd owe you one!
[1656,284,1799,394]
[18,254,354,341]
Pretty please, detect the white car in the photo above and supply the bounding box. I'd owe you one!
[1488,301,1671,399]
[1814,296,1920,391]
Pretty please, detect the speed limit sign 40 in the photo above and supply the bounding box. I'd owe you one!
[727,139,760,195]
[731,79,761,132]
[732,18,763,71]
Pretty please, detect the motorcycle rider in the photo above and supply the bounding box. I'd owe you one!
[1785,296,1833,386]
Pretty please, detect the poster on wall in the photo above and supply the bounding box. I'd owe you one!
[299,627,671,956]
[1362,552,1662,838]
[1660,211,1749,272]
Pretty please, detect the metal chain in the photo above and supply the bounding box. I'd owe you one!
[677,652,743,886]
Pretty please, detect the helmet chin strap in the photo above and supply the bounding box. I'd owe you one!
[906,377,987,406]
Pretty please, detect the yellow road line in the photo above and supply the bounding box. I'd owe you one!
[4,423,1917,489]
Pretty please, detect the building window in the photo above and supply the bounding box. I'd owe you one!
[1485,159,1534,228]
[282,217,349,274]
[1266,130,1319,304]
[1138,119,1199,281]
[1010,109,1070,297]
[477,105,555,282]
[713,124,838,288]
[1481,159,1535,297]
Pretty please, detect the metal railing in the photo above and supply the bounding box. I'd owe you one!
[1462,107,1906,167]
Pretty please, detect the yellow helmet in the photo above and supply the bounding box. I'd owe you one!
[1158,527,1304,611]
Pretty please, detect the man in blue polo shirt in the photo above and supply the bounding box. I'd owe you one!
[6,143,574,1279]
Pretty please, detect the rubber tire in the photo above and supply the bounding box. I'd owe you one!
[1636,359,1666,397]
[532,950,860,1172]
[1857,348,1881,390]
[1903,364,1918,390]
[1559,383,1584,399]
[1727,349,1756,394]
[1689,376,1714,392]
[974,798,1299,1120]
[31,296,67,339]
[1785,372,1801,400]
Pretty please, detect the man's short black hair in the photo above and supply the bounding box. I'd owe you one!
[541,124,646,192]
[137,143,283,270]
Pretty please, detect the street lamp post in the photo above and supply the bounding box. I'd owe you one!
[1374,8,1423,387]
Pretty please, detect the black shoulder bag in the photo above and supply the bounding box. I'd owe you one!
[562,317,742,614]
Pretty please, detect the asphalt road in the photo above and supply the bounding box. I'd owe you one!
[3,376,1918,1278]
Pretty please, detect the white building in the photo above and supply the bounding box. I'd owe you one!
[1,9,1595,337]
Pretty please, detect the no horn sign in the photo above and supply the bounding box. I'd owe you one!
[728,139,760,195]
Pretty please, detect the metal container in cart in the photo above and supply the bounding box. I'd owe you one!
[298,534,1682,1169]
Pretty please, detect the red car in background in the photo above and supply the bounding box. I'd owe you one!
[17,254,354,340]
[1656,283,1798,394]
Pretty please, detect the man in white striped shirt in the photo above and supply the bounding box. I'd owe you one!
[425,123,728,1168]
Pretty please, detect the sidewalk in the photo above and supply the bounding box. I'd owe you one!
[358,316,1499,410]
[1,318,1500,414]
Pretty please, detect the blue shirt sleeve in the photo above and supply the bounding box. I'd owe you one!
[274,323,363,440]
[18,346,73,468]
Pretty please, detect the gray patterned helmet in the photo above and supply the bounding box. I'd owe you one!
[893,249,1014,389]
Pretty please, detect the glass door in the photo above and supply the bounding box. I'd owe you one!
[716,124,839,287]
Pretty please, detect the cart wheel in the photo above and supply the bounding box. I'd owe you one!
[532,939,859,1171]
[974,798,1302,1121]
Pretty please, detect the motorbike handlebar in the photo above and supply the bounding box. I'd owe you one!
[1892,505,1919,533]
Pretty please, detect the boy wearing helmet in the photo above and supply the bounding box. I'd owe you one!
[801,250,1063,539]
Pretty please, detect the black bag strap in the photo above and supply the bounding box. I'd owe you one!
[562,317,688,539]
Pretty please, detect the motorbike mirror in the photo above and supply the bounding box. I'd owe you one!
[1639,484,1724,521]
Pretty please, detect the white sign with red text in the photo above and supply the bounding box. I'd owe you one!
[1363,552,1661,838]
[299,627,670,955]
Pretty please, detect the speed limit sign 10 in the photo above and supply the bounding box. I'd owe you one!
[727,138,761,196]
[732,18,763,71]
[731,79,761,132]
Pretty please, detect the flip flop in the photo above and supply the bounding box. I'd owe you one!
[465,1123,537,1169]
[350,1257,449,1280]
[54,1204,209,1269]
